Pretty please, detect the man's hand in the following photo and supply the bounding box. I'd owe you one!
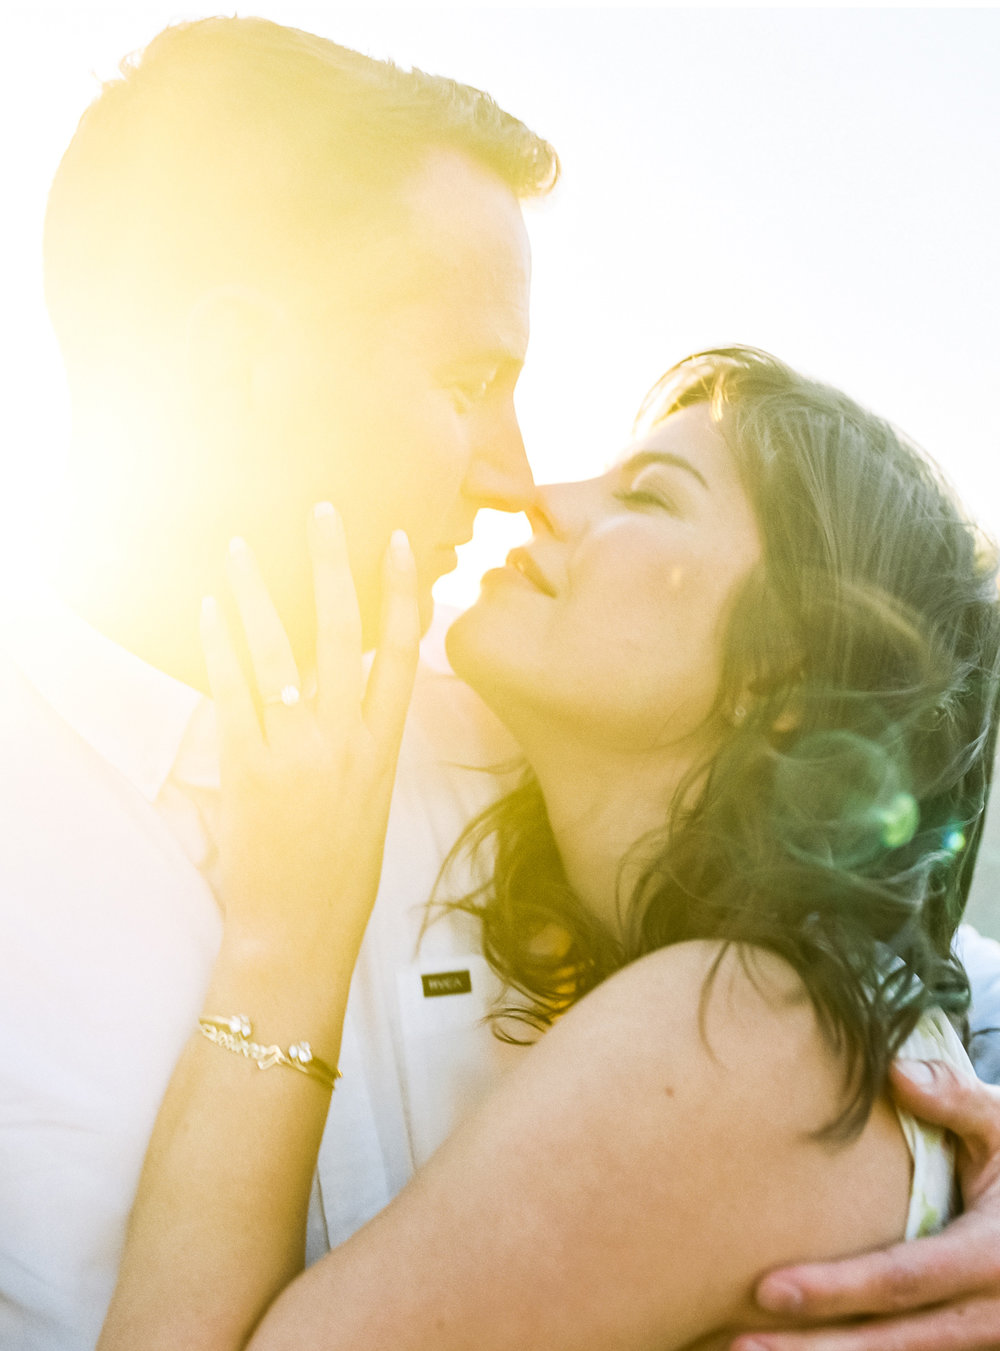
[731,1058,1000,1351]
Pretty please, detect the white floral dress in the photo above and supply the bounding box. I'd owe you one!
[895,1009,974,1237]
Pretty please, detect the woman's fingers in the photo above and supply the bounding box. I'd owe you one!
[200,595,261,758]
[309,502,363,730]
[225,536,301,715]
[218,520,416,758]
[363,530,420,753]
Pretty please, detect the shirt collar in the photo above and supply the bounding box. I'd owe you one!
[0,593,478,803]
[2,585,203,802]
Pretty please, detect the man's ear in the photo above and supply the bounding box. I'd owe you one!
[183,284,289,420]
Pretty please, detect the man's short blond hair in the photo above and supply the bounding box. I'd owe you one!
[44,16,558,363]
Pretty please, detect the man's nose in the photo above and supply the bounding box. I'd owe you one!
[462,407,535,513]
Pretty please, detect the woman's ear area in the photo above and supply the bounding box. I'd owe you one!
[718,558,807,734]
[726,698,801,739]
[771,699,804,736]
[728,666,806,736]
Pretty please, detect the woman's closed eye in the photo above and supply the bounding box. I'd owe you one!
[614,472,679,513]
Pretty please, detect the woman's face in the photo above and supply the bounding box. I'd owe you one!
[446,403,763,753]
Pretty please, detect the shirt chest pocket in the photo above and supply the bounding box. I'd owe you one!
[396,953,519,1165]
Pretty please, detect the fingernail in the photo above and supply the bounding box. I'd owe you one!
[734,1341,771,1351]
[390,529,412,566]
[895,1058,936,1087]
[228,535,248,557]
[313,501,336,520]
[757,1277,803,1312]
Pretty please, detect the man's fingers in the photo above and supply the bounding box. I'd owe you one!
[200,596,260,758]
[891,1060,1000,1163]
[363,530,420,752]
[731,1294,1000,1351]
[309,502,363,728]
[756,1215,1000,1320]
[745,1060,1000,1351]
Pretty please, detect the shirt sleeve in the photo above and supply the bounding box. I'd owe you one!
[956,923,1000,1085]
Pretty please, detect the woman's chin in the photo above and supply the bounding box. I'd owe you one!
[445,603,528,722]
[444,602,494,691]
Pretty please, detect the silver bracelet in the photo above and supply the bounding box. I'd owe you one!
[198,1014,341,1090]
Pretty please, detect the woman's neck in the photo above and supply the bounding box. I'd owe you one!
[519,720,710,937]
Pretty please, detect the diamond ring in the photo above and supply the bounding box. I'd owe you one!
[262,684,301,709]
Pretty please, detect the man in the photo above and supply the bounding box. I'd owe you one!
[2,16,999,1350]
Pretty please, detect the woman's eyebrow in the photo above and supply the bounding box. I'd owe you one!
[620,450,709,491]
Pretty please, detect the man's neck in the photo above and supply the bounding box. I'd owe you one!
[59,570,209,694]
[55,507,213,691]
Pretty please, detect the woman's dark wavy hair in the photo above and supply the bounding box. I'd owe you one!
[439,346,1000,1138]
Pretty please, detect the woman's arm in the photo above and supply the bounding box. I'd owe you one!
[99,510,421,1350]
[115,931,913,1351]
[244,941,912,1351]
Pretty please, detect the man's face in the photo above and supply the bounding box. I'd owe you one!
[243,149,534,649]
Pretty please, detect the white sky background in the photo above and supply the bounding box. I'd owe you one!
[3,5,1000,610]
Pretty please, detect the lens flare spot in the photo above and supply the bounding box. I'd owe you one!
[944,828,966,854]
[879,792,919,849]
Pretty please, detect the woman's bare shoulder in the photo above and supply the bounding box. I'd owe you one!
[254,940,912,1351]
[545,939,838,1109]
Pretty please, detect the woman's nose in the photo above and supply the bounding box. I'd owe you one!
[527,479,596,540]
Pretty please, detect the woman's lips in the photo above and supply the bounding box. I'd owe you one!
[504,547,556,596]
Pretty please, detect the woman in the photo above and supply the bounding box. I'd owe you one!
[100,347,1000,1350]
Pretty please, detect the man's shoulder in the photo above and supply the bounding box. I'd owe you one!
[958,925,1000,1085]
[0,584,201,800]
[0,647,70,760]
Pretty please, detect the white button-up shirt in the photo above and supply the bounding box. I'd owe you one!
[0,593,519,1350]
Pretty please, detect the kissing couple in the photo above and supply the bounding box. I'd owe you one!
[5,17,1000,1351]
